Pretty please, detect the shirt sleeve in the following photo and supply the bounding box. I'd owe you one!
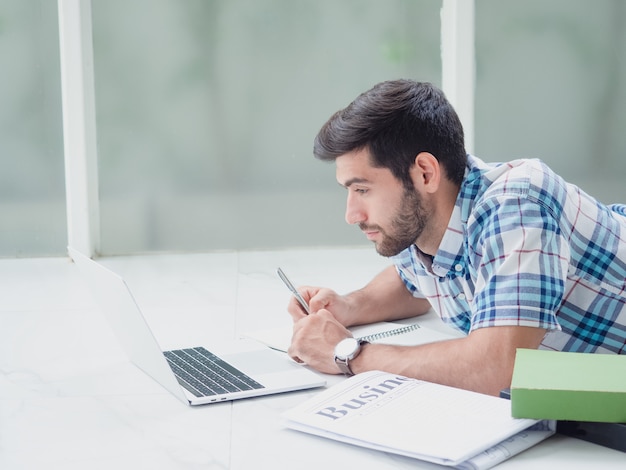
[467,194,565,332]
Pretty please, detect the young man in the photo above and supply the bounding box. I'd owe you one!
[287,79,626,396]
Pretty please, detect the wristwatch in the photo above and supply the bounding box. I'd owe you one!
[334,337,367,376]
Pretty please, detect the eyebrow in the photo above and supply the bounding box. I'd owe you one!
[340,177,371,188]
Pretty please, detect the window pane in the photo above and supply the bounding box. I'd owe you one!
[475,0,626,204]
[0,1,65,257]
[92,0,442,254]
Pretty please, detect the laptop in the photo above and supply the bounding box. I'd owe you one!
[69,247,325,406]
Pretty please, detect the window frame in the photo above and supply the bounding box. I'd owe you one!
[58,0,475,257]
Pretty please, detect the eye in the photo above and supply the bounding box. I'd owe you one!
[354,187,368,195]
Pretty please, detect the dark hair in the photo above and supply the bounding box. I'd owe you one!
[313,80,467,187]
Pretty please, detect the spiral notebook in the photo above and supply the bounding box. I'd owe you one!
[243,320,456,353]
[355,323,425,343]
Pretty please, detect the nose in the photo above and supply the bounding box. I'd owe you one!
[345,192,366,225]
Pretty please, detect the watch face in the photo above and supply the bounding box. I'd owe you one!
[335,337,359,358]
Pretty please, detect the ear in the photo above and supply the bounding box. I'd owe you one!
[409,152,441,194]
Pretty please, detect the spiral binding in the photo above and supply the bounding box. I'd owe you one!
[357,323,421,343]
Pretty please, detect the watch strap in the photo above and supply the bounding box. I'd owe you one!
[335,356,354,376]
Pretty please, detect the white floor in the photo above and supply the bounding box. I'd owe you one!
[1,247,624,469]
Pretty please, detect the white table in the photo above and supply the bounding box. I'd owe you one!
[1,248,623,469]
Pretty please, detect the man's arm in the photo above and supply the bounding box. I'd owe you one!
[350,324,547,396]
[289,265,431,327]
[289,308,547,395]
[341,265,432,326]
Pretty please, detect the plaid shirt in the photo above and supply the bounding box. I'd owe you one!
[392,155,626,354]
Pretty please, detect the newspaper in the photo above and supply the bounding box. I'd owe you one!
[282,371,554,469]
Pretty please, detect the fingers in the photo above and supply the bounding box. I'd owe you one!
[288,287,337,314]
[287,295,310,320]
[287,309,352,374]
[289,354,304,364]
[286,285,319,319]
[288,313,317,367]
[307,287,335,313]
[287,338,304,365]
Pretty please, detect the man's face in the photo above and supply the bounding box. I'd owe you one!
[336,149,430,257]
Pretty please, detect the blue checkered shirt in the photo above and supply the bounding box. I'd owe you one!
[392,155,626,354]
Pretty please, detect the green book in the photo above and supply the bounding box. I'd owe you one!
[511,349,626,423]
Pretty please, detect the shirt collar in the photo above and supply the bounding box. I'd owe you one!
[428,155,486,278]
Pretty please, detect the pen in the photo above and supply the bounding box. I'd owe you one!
[277,267,311,315]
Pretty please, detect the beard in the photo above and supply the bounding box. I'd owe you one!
[360,188,428,257]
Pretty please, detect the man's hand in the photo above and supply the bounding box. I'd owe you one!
[286,286,354,326]
[288,309,352,374]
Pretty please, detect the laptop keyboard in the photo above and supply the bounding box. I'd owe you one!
[164,347,264,398]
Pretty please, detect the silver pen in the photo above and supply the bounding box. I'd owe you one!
[277,267,311,315]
